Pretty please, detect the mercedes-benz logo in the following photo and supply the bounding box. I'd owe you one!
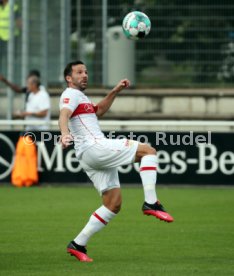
[84,104,93,113]
[0,134,15,180]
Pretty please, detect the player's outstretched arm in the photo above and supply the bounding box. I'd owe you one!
[96,79,130,117]
[58,108,73,149]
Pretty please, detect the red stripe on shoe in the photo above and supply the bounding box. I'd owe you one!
[93,212,107,225]
[140,166,157,171]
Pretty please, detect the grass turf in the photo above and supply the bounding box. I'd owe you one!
[0,186,234,276]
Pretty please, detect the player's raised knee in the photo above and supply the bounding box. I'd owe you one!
[148,145,156,155]
[143,144,156,155]
[135,144,157,162]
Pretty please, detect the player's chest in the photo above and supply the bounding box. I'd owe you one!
[78,94,91,104]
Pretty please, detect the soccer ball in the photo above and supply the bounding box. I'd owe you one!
[122,11,151,40]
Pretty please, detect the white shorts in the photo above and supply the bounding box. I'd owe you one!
[79,138,138,195]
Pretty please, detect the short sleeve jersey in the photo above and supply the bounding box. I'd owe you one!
[59,87,105,159]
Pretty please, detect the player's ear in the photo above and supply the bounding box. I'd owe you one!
[66,75,72,83]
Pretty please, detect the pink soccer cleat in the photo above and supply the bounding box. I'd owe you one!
[142,201,174,223]
[67,241,93,262]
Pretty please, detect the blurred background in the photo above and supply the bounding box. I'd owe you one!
[0,0,233,185]
[1,0,234,122]
[1,0,234,88]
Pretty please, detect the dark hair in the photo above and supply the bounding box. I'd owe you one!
[64,60,84,83]
[28,69,41,78]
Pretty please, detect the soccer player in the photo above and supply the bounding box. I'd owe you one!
[59,60,173,262]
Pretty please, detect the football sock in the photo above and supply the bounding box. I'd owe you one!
[140,154,158,204]
[74,205,116,246]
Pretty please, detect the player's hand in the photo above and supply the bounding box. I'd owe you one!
[114,79,130,93]
[60,133,73,149]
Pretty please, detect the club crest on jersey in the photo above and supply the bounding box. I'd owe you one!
[63,98,70,104]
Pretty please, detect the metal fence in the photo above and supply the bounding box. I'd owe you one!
[1,0,234,89]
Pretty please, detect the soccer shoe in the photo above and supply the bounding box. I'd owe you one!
[142,201,174,223]
[67,241,93,262]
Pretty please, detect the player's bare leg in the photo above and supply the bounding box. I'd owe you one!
[135,143,174,223]
[102,188,122,214]
[67,188,121,262]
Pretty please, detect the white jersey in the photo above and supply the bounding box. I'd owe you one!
[25,89,51,131]
[59,87,105,159]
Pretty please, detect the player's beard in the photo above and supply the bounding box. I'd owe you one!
[73,80,87,91]
[79,83,87,91]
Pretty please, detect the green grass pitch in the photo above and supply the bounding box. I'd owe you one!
[0,185,234,276]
